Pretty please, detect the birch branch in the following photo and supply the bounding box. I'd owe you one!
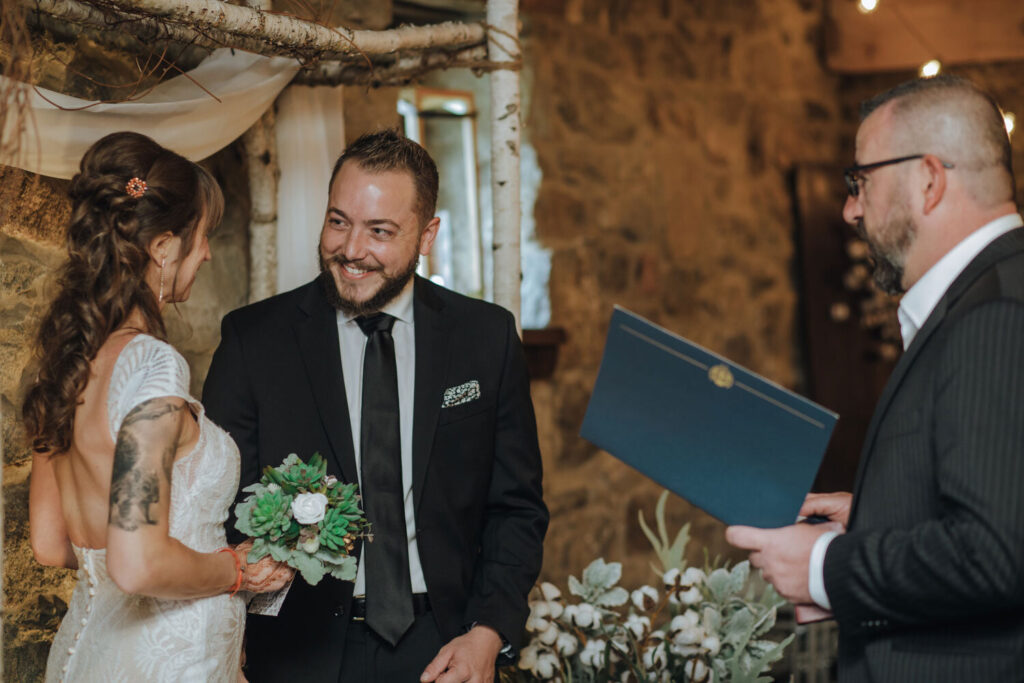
[24,0,486,60]
[488,0,522,327]
[294,45,488,87]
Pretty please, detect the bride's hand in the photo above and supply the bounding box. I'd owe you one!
[233,539,295,593]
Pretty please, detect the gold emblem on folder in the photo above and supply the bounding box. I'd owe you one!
[708,364,734,389]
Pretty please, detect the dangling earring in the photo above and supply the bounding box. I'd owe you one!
[158,257,166,303]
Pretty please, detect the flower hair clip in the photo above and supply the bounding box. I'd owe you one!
[125,177,148,198]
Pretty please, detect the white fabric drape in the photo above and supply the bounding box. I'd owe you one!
[274,85,346,293]
[1,49,299,179]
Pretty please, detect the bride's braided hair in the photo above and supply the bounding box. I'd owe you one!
[23,131,223,455]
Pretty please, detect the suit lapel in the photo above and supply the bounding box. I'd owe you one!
[849,229,1024,519]
[293,280,358,485]
[411,277,450,514]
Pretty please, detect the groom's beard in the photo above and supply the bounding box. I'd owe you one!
[318,252,419,317]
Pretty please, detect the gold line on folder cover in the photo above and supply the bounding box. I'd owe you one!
[620,323,826,430]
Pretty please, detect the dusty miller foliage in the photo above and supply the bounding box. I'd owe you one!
[506,491,793,683]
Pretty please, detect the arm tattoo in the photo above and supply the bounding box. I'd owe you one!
[108,398,183,531]
[109,431,160,530]
[122,398,185,427]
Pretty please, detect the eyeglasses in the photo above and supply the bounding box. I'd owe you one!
[843,154,955,197]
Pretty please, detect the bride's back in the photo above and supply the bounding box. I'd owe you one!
[23,132,217,557]
[52,331,141,549]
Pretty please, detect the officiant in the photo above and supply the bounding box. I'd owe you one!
[727,75,1024,682]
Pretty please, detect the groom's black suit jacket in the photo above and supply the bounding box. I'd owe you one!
[823,228,1024,682]
[203,276,548,682]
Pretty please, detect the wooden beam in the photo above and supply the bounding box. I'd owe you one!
[826,0,1024,74]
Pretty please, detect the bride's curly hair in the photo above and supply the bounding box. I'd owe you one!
[22,131,223,455]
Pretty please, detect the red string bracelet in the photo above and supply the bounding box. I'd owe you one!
[218,547,243,596]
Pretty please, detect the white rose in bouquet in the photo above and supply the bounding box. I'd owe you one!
[291,492,328,524]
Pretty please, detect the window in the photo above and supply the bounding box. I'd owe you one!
[399,88,483,299]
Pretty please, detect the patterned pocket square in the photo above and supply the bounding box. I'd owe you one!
[442,380,481,408]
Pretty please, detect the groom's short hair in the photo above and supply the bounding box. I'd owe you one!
[329,129,440,226]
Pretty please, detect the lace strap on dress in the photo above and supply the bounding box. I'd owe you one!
[106,335,201,441]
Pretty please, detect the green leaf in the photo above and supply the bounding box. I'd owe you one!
[290,549,327,585]
[326,556,358,581]
[637,491,690,576]
[728,560,750,594]
[702,605,722,632]
[751,605,778,638]
[705,567,734,603]
[582,558,622,590]
[246,538,270,563]
[233,499,256,537]
[595,586,629,608]
[268,543,291,563]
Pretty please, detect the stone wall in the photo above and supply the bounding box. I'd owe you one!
[521,0,845,589]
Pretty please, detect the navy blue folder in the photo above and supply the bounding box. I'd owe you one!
[581,307,838,528]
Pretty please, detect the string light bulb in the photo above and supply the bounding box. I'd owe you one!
[919,60,942,78]
[1005,112,1016,139]
[857,0,879,13]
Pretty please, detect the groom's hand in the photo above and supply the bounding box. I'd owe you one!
[726,522,842,604]
[420,624,502,683]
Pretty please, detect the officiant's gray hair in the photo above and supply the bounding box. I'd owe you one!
[861,75,1015,206]
[329,129,439,227]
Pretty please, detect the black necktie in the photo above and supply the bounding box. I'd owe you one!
[356,313,413,645]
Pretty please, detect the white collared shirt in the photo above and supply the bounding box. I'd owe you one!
[898,213,1024,350]
[335,279,428,595]
[808,213,1024,610]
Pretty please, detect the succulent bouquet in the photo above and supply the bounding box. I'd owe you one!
[234,453,370,585]
[508,492,793,683]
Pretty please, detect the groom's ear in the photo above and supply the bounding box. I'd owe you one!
[146,231,177,264]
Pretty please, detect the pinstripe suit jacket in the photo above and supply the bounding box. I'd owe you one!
[823,228,1024,682]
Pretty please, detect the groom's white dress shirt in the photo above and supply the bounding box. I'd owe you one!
[335,279,428,596]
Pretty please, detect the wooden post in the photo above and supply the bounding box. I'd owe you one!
[243,107,279,303]
[487,0,522,328]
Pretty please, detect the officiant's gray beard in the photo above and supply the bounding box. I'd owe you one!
[318,252,419,317]
[855,216,914,296]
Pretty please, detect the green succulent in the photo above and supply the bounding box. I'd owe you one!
[327,481,363,514]
[282,452,327,491]
[261,453,329,494]
[319,506,354,552]
[248,487,294,540]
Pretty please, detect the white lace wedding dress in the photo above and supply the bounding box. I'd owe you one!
[45,335,246,683]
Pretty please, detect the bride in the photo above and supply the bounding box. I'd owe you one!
[23,131,292,682]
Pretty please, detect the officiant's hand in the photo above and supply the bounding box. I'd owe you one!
[420,624,502,683]
[725,521,843,604]
[234,539,295,593]
[800,491,852,528]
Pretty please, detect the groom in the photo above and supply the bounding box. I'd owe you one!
[204,130,548,682]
